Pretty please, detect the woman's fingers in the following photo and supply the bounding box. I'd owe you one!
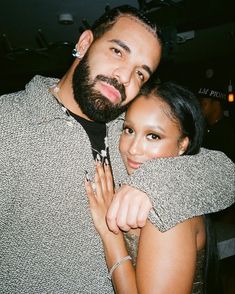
[98,159,114,204]
[85,159,114,207]
[96,160,107,194]
[94,167,105,201]
[104,159,114,194]
[84,177,96,207]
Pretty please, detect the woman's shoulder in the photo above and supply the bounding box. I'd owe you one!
[140,216,205,249]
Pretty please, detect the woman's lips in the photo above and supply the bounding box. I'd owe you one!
[127,158,142,170]
[97,81,121,104]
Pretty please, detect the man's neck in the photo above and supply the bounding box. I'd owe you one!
[54,61,92,121]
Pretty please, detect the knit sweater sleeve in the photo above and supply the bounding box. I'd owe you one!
[124,148,235,232]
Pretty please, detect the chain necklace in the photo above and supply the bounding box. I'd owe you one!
[50,84,71,117]
[50,84,108,163]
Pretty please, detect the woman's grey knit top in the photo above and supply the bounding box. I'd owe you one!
[0,75,234,293]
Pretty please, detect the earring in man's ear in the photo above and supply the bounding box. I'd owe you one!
[72,48,82,59]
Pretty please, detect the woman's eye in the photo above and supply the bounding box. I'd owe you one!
[147,133,160,140]
[111,48,122,57]
[136,70,145,81]
[123,126,133,134]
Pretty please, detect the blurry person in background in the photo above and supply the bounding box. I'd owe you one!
[198,85,235,162]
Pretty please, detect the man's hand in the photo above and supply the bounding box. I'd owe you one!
[106,185,152,233]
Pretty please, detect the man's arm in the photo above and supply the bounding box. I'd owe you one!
[107,148,235,232]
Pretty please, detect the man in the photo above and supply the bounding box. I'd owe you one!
[0,5,234,293]
[198,85,235,162]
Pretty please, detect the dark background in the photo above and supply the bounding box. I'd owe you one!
[0,0,234,95]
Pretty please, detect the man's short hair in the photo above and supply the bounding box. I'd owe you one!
[91,5,163,45]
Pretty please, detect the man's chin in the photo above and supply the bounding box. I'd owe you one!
[105,96,121,106]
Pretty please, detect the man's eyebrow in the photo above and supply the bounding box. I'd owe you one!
[109,39,130,53]
[109,39,153,76]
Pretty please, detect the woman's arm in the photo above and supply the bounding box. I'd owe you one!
[85,161,138,293]
[137,219,199,294]
[85,162,200,293]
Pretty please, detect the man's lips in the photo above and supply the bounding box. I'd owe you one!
[127,158,143,170]
[97,81,121,104]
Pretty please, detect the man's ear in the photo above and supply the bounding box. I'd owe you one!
[178,136,189,156]
[75,30,94,58]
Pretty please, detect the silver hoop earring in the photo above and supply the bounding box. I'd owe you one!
[72,48,82,59]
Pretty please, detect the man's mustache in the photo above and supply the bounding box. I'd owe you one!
[95,75,126,102]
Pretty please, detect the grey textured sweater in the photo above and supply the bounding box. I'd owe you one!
[0,76,234,293]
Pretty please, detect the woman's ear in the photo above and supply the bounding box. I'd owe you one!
[178,136,189,155]
[74,30,94,58]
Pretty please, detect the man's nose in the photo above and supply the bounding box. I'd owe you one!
[112,67,132,86]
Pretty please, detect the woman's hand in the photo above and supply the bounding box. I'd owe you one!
[85,160,115,237]
[85,161,137,293]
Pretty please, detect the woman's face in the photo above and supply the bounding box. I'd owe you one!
[119,95,189,174]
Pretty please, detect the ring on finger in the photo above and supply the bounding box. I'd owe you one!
[92,183,96,194]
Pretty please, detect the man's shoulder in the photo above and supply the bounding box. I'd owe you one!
[0,75,57,113]
[107,113,125,128]
[0,76,54,129]
[0,81,29,122]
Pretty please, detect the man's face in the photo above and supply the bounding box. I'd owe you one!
[199,97,213,119]
[73,53,128,122]
[72,16,161,122]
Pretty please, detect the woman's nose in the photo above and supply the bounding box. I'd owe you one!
[128,137,142,156]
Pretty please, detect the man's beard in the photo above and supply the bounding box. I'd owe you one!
[72,54,129,123]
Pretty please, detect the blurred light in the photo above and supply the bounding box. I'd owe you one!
[58,13,74,25]
[227,80,234,103]
[228,93,234,103]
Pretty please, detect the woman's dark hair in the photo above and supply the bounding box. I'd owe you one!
[139,79,204,155]
[91,5,163,45]
[204,215,221,294]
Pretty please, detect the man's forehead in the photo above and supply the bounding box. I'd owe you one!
[101,16,160,54]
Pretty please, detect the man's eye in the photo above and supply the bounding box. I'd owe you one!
[147,133,160,140]
[111,48,122,57]
[136,70,145,81]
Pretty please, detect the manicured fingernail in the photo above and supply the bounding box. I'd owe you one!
[105,158,109,165]
[85,171,90,181]
[96,154,101,163]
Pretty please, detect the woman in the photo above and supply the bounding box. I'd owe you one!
[85,81,215,293]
